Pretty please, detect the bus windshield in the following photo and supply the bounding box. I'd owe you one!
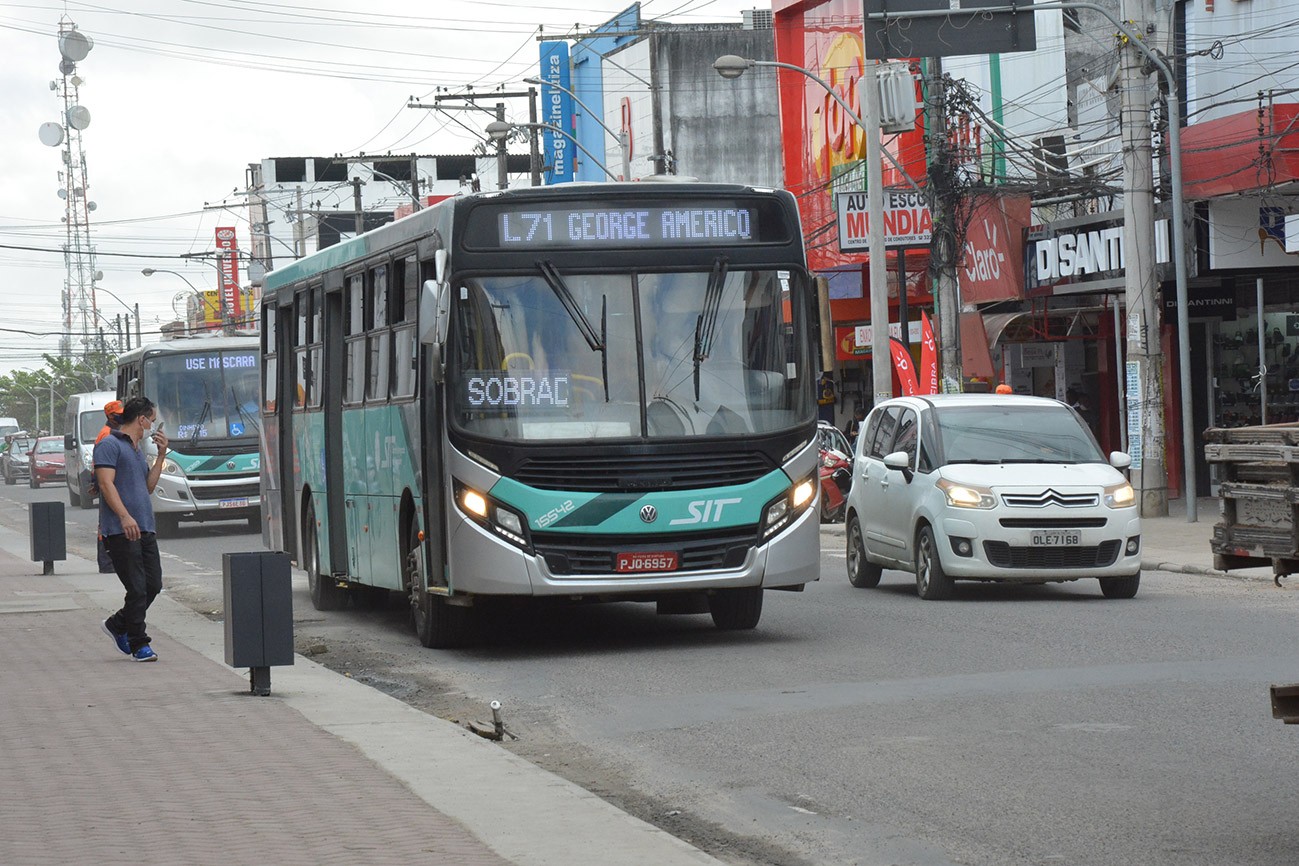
[144,348,260,441]
[451,266,811,441]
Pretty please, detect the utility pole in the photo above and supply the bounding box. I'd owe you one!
[527,87,542,187]
[864,60,892,405]
[1119,0,1167,517]
[925,59,963,393]
[351,176,365,236]
[295,188,306,258]
[495,102,509,190]
[409,152,421,210]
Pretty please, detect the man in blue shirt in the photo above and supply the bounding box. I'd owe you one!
[95,396,170,662]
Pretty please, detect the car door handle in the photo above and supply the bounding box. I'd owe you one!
[880,478,890,490]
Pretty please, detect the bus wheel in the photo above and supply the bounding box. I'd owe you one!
[708,587,763,630]
[154,513,178,536]
[405,518,470,648]
[305,502,345,611]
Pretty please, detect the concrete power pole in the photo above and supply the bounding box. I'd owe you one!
[1118,0,1167,517]
[351,176,365,236]
[926,58,962,393]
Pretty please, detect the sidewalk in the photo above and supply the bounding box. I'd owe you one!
[822,496,1278,581]
[0,521,721,866]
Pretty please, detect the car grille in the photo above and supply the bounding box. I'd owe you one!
[534,528,756,576]
[515,452,773,492]
[983,540,1121,569]
[999,518,1108,528]
[1000,489,1099,508]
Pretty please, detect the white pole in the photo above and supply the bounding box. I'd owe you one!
[1257,276,1266,425]
[863,60,891,405]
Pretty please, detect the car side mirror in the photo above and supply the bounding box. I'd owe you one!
[1109,451,1132,470]
[883,450,914,482]
[64,434,74,450]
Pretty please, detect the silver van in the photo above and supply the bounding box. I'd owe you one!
[63,391,116,509]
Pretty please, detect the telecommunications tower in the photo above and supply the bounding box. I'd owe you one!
[38,18,99,358]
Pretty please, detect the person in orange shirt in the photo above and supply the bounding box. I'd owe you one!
[94,400,123,572]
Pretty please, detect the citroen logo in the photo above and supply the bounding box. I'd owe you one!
[639,505,658,524]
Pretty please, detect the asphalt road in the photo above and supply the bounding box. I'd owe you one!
[11,481,1299,866]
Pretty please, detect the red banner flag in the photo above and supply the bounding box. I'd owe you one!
[919,311,939,395]
[889,338,920,396]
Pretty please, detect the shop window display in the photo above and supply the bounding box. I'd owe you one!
[1214,313,1299,426]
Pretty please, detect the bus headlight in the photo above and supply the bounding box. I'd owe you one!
[762,474,816,539]
[454,480,531,551]
[160,458,183,477]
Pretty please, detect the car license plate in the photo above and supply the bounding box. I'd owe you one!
[218,498,249,509]
[1030,530,1080,546]
[615,551,679,573]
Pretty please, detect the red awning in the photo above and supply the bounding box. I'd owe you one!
[1182,103,1299,198]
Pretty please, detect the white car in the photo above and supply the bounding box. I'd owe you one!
[844,394,1142,599]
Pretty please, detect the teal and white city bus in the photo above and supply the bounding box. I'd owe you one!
[115,335,262,534]
[260,183,820,647]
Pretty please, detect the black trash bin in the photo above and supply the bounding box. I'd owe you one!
[29,501,66,575]
[222,551,293,695]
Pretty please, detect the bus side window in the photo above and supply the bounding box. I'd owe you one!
[368,265,390,400]
[263,304,278,413]
[344,274,366,405]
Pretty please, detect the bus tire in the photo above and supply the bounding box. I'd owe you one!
[708,587,763,630]
[305,502,346,611]
[404,515,471,648]
[154,513,178,537]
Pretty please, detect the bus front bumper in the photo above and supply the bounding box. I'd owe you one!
[445,505,820,597]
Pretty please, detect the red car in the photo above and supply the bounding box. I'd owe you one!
[28,436,67,488]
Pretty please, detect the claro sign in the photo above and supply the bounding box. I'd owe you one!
[1024,210,1178,295]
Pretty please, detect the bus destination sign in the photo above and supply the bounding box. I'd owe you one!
[494,204,761,249]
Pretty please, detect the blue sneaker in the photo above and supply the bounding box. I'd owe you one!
[132,645,158,663]
[100,619,131,655]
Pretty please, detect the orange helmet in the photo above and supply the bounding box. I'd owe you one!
[994,384,1013,394]
[104,399,123,417]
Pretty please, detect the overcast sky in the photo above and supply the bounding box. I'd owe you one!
[0,0,762,377]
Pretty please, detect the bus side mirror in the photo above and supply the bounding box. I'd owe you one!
[434,249,448,285]
[419,279,452,381]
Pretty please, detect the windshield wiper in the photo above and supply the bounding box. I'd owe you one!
[693,256,729,400]
[945,458,1003,464]
[538,260,604,353]
[231,386,260,435]
[190,399,211,449]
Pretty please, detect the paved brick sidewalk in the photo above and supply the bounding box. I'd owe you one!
[0,554,514,866]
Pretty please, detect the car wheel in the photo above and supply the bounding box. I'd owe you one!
[29,474,39,488]
[4,466,13,485]
[1099,573,1141,599]
[708,587,763,630]
[846,517,882,588]
[915,525,955,600]
[154,513,179,536]
[304,501,346,611]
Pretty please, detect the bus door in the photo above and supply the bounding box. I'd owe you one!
[342,271,371,578]
[322,271,349,578]
[271,295,297,558]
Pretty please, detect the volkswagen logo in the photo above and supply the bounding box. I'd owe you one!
[639,505,658,524]
[226,462,236,470]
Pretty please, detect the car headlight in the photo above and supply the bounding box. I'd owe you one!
[936,478,996,509]
[762,473,816,539]
[82,453,94,470]
[454,479,531,550]
[1103,481,1135,508]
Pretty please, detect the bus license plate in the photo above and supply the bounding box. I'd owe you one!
[615,551,679,573]
[1030,530,1080,546]
[219,498,249,509]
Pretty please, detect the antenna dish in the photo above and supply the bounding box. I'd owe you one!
[67,105,91,130]
[88,202,97,211]
[57,188,67,200]
[38,122,64,147]
[58,30,92,62]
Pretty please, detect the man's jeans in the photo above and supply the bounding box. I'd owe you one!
[103,533,163,652]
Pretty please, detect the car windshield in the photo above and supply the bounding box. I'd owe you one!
[449,267,813,441]
[934,405,1104,465]
[11,437,35,453]
[818,425,850,457]
[80,411,104,442]
[36,439,62,454]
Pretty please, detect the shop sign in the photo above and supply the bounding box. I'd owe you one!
[960,194,1029,303]
[1162,286,1236,320]
[837,188,932,252]
[835,321,923,360]
[1024,211,1173,295]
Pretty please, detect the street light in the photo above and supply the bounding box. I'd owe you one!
[93,282,142,347]
[714,53,898,403]
[485,120,621,182]
[179,251,240,335]
[142,268,222,333]
[522,76,632,180]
